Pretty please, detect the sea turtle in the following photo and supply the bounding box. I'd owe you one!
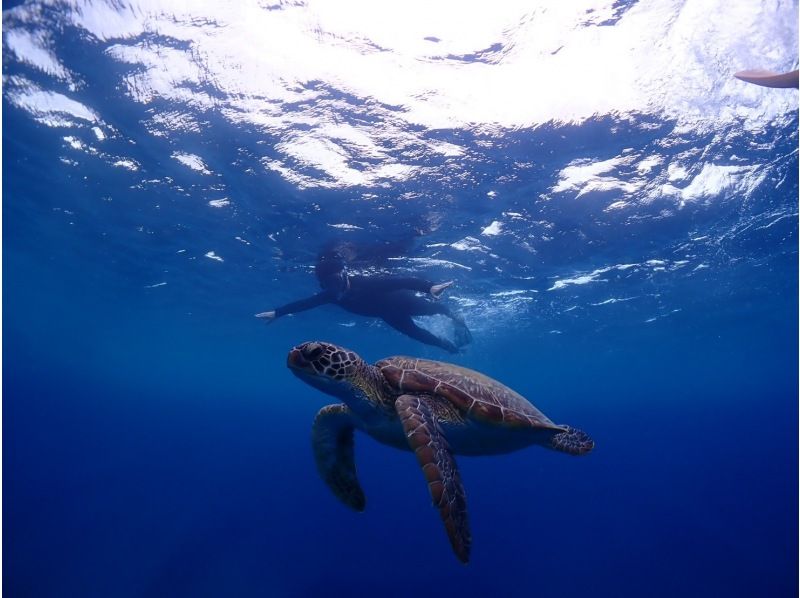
[287,340,594,563]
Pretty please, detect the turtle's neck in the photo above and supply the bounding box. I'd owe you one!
[345,361,395,422]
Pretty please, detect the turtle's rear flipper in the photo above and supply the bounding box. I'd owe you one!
[313,404,366,511]
[548,425,594,455]
[396,394,471,563]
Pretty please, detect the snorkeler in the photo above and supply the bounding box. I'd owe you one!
[256,253,472,353]
[734,68,799,89]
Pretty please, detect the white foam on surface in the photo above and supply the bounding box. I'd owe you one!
[403,257,472,270]
[591,297,637,306]
[676,164,763,204]
[549,272,607,291]
[6,81,98,124]
[552,157,628,193]
[113,159,139,171]
[450,237,489,252]
[6,0,794,189]
[172,152,212,174]
[481,221,503,236]
[4,29,71,80]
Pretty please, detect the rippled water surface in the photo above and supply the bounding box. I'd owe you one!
[4,1,798,597]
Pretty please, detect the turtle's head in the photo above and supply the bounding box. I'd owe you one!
[287,341,363,399]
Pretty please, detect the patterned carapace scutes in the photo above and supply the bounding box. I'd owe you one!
[295,343,593,453]
[376,357,566,431]
[298,342,564,429]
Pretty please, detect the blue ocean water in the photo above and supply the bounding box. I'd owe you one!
[3,2,798,597]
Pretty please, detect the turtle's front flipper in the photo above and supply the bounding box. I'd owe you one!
[395,394,471,563]
[312,404,365,511]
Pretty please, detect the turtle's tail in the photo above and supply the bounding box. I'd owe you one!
[548,425,594,455]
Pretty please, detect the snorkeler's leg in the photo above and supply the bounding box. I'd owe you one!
[403,297,451,316]
[451,313,472,347]
[402,298,472,348]
[383,316,459,353]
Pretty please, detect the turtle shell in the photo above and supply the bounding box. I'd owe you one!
[376,357,564,430]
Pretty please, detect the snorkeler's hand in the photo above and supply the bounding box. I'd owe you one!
[255,310,277,323]
[430,280,454,299]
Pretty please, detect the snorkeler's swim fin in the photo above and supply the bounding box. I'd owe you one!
[734,69,799,89]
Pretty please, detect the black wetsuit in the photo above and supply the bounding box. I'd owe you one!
[274,275,471,352]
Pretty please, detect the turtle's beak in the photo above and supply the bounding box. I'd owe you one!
[287,343,356,400]
[287,347,310,371]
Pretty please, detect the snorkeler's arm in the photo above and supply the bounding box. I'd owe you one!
[734,69,799,89]
[357,276,443,295]
[261,291,334,319]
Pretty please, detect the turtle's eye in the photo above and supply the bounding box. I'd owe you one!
[302,343,324,361]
